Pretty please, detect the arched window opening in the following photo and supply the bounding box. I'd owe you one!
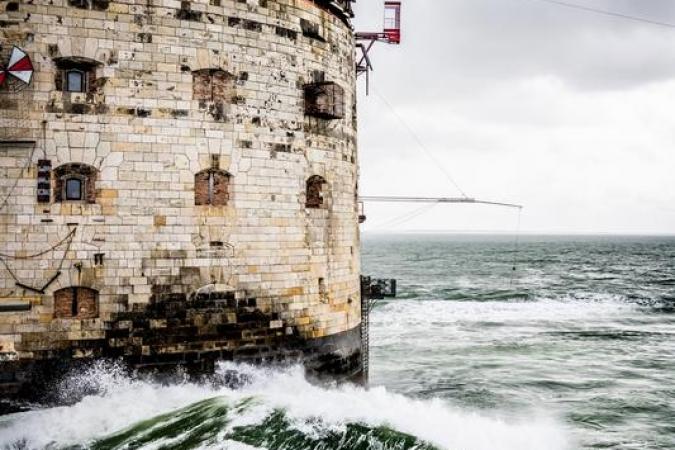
[54,287,98,319]
[306,175,327,209]
[54,163,97,203]
[195,169,231,206]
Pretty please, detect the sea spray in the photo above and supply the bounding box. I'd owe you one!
[0,362,571,450]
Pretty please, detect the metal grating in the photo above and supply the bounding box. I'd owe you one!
[304,82,345,120]
[36,159,51,203]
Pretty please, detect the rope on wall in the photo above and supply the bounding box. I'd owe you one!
[0,227,77,293]
[0,227,77,260]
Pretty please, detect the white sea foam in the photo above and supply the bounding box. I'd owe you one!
[373,294,638,328]
[0,362,572,450]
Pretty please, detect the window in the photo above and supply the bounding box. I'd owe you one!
[68,0,109,10]
[300,19,325,42]
[65,177,83,200]
[306,175,327,208]
[54,163,97,203]
[94,253,104,266]
[193,69,234,102]
[54,287,98,319]
[195,169,231,206]
[65,69,85,92]
[177,0,202,21]
[304,82,345,120]
[53,57,100,94]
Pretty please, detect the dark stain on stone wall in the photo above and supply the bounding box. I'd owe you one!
[0,284,362,407]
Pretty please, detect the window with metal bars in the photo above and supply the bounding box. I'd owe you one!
[53,287,98,319]
[195,169,231,206]
[303,82,345,120]
[192,69,234,102]
[68,0,109,10]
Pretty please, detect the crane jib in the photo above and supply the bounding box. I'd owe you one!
[358,196,523,210]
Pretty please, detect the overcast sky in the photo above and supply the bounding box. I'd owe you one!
[353,0,675,234]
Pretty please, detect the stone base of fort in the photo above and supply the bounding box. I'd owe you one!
[0,325,363,414]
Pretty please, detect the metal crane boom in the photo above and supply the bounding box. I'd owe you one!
[359,196,523,209]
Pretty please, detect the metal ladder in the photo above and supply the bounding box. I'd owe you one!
[361,293,370,380]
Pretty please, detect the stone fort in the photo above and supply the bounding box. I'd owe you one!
[0,0,363,400]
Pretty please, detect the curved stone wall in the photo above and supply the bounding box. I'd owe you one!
[0,0,361,391]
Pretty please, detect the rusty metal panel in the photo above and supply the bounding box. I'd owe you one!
[304,82,345,120]
[36,159,51,203]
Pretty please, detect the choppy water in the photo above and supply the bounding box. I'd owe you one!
[0,361,564,450]
[365,234,675,450]
[1,234,673,450]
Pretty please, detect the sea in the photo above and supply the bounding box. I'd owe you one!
[1,234,674,450]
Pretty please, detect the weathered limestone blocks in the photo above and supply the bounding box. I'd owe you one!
[0,0,362,394]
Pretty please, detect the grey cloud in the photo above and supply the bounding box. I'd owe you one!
[353,1,675,234]
[355,0,675,100]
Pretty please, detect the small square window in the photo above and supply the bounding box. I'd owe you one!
[195,169,231,206]
[304,82,344,120]
[65,178,83,200]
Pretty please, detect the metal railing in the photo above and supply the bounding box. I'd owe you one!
[360,276,397,383]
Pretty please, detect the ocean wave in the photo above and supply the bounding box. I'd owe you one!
[372,294,638,329]
[0,362,571,450]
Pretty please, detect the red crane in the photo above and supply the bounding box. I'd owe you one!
[356,1,401,93]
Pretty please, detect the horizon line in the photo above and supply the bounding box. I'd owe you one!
[361,230,675,237]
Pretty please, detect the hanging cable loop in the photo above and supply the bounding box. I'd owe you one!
[0,227,77,260]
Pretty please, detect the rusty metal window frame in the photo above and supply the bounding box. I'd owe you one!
[303,82,345,120]
[192,69,233,102]
[195,168,231,206]
[54,286,99,319]
[67,0,109,10]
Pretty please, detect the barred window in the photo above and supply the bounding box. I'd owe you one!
[304,82,344,120]
[300,19,325,42]
[68,0,109,10]
[54,287,98,319]
[192,69,234,102]
[195,169,231,206]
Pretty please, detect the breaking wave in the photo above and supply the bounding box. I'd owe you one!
[0,362,571,450]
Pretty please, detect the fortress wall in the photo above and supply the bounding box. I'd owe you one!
[0,0,362,390]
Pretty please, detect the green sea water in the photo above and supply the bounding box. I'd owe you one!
[365,234,675,449]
